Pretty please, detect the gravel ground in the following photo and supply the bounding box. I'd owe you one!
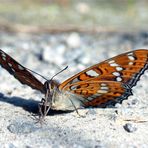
[0,31,148,147]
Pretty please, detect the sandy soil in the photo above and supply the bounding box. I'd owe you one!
[0,31,148,147]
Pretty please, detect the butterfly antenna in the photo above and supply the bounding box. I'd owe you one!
[26,67,48,81]
[50,66,68,80]
[26,66,68,81]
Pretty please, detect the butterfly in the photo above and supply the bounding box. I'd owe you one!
[0,49,148,120]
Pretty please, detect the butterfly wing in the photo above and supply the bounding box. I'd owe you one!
[63,80,132,107]
[0,49,45,93]
[59,49,148,107]
[59,49,148,90]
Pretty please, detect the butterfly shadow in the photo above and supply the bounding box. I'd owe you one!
[0,92,71,116]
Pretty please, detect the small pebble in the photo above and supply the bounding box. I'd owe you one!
[123,123,137,133]
[42,46,65,65]
[66,33,81,48]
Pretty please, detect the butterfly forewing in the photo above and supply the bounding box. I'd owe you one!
[59,49,148,90]
[0,49,44,93]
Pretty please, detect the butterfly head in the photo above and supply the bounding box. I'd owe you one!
[43,79,59,94]
[43,66,68,93]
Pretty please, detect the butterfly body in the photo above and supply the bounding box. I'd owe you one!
[0,49,148,119]
[43,80,84,111]
[51,88,84,111]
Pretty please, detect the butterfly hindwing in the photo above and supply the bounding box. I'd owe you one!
[61,80,132,107]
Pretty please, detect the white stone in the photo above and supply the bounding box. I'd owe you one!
[67,33,81,48]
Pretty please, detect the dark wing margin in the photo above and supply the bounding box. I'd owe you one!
[0,49,45,93]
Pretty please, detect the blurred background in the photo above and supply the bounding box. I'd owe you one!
[0,0,148,81]
[1,0,148,32]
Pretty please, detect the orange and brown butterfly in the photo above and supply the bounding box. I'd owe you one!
[0,49,148,119]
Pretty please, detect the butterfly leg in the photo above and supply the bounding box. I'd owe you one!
[38,88,52,122]
[43,89,52,117]
[69,98,85,118]
[38,98,45,118]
